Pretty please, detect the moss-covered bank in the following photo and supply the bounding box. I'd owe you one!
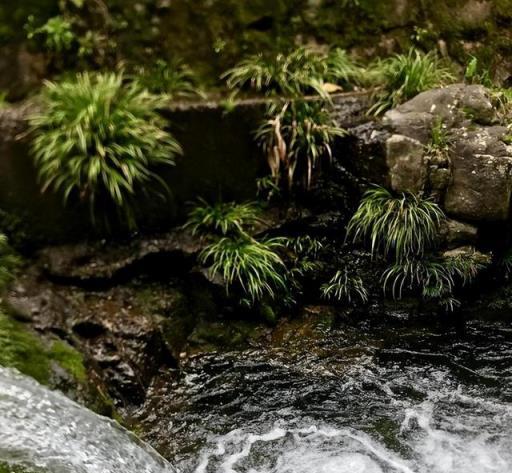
[1,0,512,98]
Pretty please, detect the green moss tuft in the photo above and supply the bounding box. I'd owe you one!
[0,312,51,384]
[47,339,87,383]
[0,311,86,386]
[0,462,41,473]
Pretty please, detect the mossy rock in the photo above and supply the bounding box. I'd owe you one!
[0,311,116,417]
[0,311,55,384]
[0,311,87,385]
[0,462,42,473]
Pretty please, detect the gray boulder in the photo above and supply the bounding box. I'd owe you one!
[383,83,496,143]
[444,126,512,222]
[382,84,512,223]
[386,134,427,193]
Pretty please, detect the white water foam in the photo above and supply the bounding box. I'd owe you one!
[189,386,512,473]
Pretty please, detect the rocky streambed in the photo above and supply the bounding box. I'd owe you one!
[3,83,512,471]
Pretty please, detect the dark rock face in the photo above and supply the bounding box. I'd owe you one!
[38,229,203,286]
[7,273,176,406]
[339,121,390,186]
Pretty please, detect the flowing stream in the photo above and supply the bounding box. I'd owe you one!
[2,317,512,472]
[0,367,173,473]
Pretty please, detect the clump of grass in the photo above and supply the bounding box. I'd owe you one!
[134,59,202,98]
[255,100,345,190]
[187,200,288,304]
[346,186,444,262]
[347,186,488,311]
[369,48,455,115]
[321,269,368,304]
[200,236,288,303]
[222,46,361,98]
[426,117,450,161]
[185,200,263,236]
[0,234,20,290]
[382,249,489,307]
[30,72,182,228]
[382,258,454,300]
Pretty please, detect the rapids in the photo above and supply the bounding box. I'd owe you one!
[2,318,512,473]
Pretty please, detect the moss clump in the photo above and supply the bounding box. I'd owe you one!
[0,462,41,473]
[0,310,118,418]
[0,311,52,384]
[47,339,87,383]
[0,311,86,385]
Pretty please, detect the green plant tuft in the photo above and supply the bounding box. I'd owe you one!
[30,72,182,228]
[222,47,361,98]
[26,15,76,53]
[200,236,288,303]
[347,186,444,262]
[185,200,264,236]
[255,100,345,190]
[382,249,489,306]
[464,56,493,87]
[134,59,202,98]
[369,48,455,115]
[286,235,324,259]
[321,269,368,304]
[382,258,455,300]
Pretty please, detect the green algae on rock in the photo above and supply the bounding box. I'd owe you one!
[0,310,115,416]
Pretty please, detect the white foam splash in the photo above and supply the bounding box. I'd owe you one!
[189,387,512,473]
